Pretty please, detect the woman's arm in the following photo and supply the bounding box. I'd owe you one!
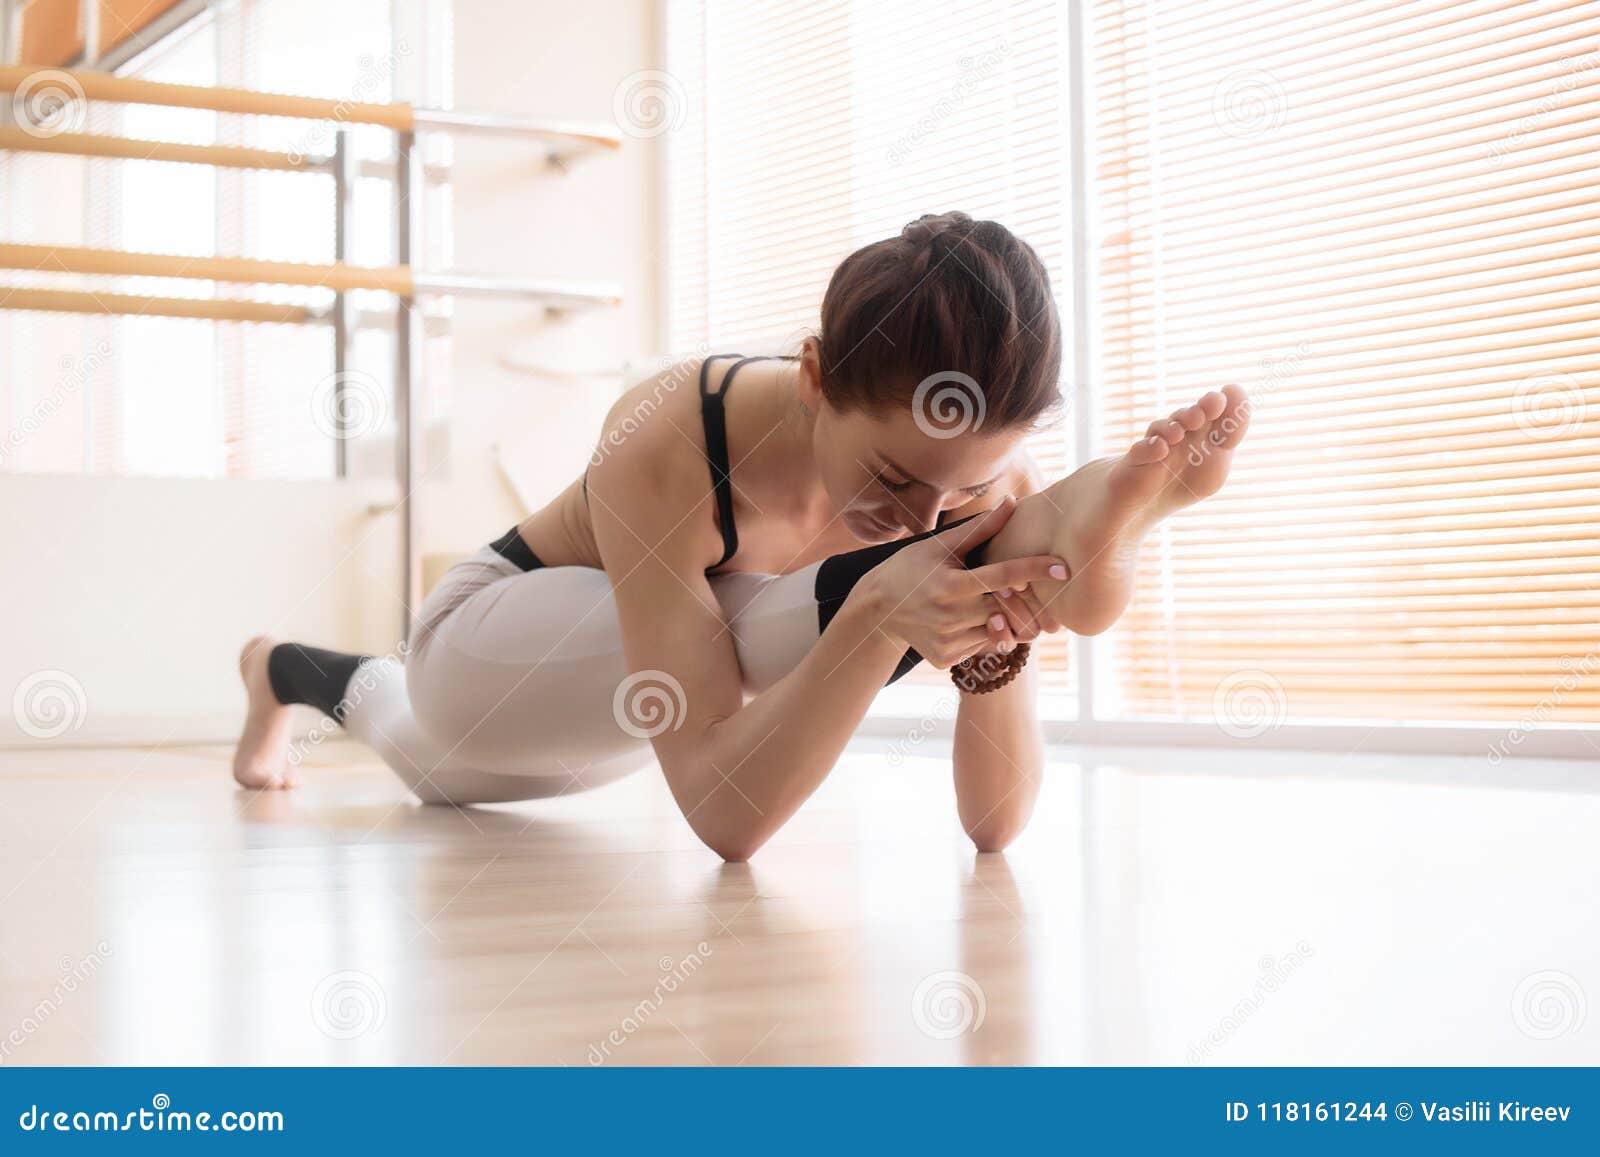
[588,381,1061,862]
[951,663,1044,852]
[946,454,1052,852]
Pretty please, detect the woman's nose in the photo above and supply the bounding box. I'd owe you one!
[903,492,943,534]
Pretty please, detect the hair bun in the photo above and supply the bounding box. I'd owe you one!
[901,210,974,247]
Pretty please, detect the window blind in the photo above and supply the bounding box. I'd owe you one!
[1093,0,1600,725]
[664,0,1079,697]
[1,0,449,482]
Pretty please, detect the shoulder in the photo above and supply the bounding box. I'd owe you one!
[596,358,707,458]
[587,358,724,568]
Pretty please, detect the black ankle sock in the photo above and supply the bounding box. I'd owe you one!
[814,513,986,685]
[266,644,372,724]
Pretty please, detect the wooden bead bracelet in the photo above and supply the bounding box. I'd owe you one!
[951,642,1031,694]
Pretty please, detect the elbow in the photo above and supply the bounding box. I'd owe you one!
[690,817,771,863]
[700,832,766,864]
[968,826,1021,855]
[964,812,1031,854]
[668,753,778,862]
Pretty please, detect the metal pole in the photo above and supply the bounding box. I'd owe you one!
[1067,0,1097,726]
[2,0,18,68]
[331,129,355,478]
[79,0,99,66]
[394,129,423,641]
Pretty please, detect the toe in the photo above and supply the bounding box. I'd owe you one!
[1146,417,1185,444]
[1171,404,1206,431]
[1128,433,1170,464]
[1197,390,1228,420]
[1209,385,1252,448]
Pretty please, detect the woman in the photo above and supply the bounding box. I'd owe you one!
[233,212,1248,860]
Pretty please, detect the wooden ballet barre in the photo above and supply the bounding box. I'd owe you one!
[0,242,411,294]
[0,65,412,130]
[0,126,323,172]
[0,244,623,309]
[0,127,457,181]
[0,66,622,154]
[0,286,319,324]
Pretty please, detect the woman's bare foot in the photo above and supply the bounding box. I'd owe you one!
[990,384,1250,635]
[233,636,298,790]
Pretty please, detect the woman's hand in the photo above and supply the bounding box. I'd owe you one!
[991,575,1064,643]
[853,497,1069,668]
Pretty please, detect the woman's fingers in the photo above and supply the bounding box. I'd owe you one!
[948,626,1003,668]
[983,605,1018,652]
[998,588,1049,643]
[992,588,1041,641]
[966,554,1069,595]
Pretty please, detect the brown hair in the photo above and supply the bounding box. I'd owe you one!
[814,212,1062,430]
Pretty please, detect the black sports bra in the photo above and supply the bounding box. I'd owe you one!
[577,353,792,576]
[698,353,794,571]
[502,351,947,578]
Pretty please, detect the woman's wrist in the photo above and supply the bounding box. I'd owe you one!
[840,571,908,652]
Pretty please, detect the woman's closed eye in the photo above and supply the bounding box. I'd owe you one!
[876,472,992,500]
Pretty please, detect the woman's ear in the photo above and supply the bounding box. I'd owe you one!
[796,338,824,413]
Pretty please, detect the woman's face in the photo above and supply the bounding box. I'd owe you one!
[798,351,1025,543]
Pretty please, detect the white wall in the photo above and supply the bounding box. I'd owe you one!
[421,0,663,554]
[0,0,662,745]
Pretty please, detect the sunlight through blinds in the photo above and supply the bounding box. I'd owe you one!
[665,0,1079,699]
[1093,0,1600,727]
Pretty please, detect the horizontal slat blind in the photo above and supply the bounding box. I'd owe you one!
[1094,0,1600,725]
[664,0,1079,697]
[1,0,446,482]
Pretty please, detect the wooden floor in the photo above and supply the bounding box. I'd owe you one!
[1,738,1598,1065]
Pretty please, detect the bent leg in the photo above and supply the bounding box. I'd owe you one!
[324,649,638,804]
[254,525,952,801]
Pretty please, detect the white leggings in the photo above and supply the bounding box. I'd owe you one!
[325,545,892,805]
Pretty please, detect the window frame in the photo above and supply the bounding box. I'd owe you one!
[855,2,1600,761]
